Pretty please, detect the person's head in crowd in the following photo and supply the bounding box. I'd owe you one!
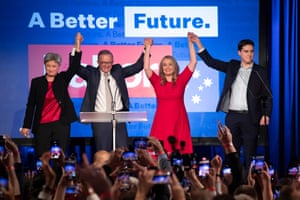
[291,190,300,200]
[234,194,255,200]
[233,185,258,200]
[192,189,215,200]
[278,184,296,200]
[93,150,110,169]
[213,194,236,200]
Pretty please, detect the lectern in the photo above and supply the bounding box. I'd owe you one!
[79,111,148,150]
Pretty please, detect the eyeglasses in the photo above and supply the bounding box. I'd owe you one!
[99,61,113,65]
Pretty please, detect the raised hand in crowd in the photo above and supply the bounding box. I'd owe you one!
[2,135,21,164]
[217,125,235,154]
[135,148,157,168]
[0,181,15,200]
[106,148,125,175]
[248,161,273,200]
[53,166,72,200]
[210,155,223,177]
[78,153,112,200]
[147,136,172,172]
[93,150,110,169]
[210,154,227,195]
[184,168,208,199]
[40,152,56,193]
[147,136,165,155]
[168,172,186,200]
[216,124,245,194]
[132,161,155,200]
[1,137,21,198]
[247,163,256,187]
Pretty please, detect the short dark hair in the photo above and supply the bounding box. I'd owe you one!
[238,39,254,51]
[97,49,113,61]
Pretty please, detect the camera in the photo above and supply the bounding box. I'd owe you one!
[64,159,77,180]
[152,171,171,184]
[198,158,210,177]
[133,138,148,150]
[50,140,61,159]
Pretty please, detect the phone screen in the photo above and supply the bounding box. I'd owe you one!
[122,151,138,161]
[255,156,264,171]
[0,146,4,157]
[198,162,210,177]
[64,160,76,180]
[172,158,183,167]
[269,167,274,176]
[118,171,131,191]
[36,160,42,172]
[288,167,297,175]
[50,141,61,159]
[0,136,4,158]
[133,138,148,150]
[152,171,170,184]
[222,167,231,175]
[0,177,8,197]
[65,185,78,195]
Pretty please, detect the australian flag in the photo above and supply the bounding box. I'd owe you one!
[178,61,219,112]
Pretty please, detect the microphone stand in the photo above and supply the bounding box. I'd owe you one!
[107,78,117,150]
[253,69,272,162]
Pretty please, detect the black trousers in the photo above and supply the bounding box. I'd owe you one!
[34,121,70,158]
[92,122,128,152]
[225,112,259,170]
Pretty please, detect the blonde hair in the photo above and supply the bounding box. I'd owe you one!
[159,55,179,86]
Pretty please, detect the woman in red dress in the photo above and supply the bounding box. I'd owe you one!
[143,33,197,155]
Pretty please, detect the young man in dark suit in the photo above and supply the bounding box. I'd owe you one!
[190,33,272,171]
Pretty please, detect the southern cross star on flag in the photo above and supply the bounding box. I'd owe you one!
[178,61,219,112]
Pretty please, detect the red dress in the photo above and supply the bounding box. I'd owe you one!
[149,66,193,154]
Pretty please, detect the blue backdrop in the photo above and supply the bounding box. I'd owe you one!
[0,0,260,139]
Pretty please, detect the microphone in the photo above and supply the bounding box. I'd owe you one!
[107,78,115,111]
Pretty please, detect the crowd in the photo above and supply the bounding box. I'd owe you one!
[1,125,300,200]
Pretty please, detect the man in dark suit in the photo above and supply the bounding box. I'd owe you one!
[20,33,82,158]
[190,33,272,170]
[75,39,145,152]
